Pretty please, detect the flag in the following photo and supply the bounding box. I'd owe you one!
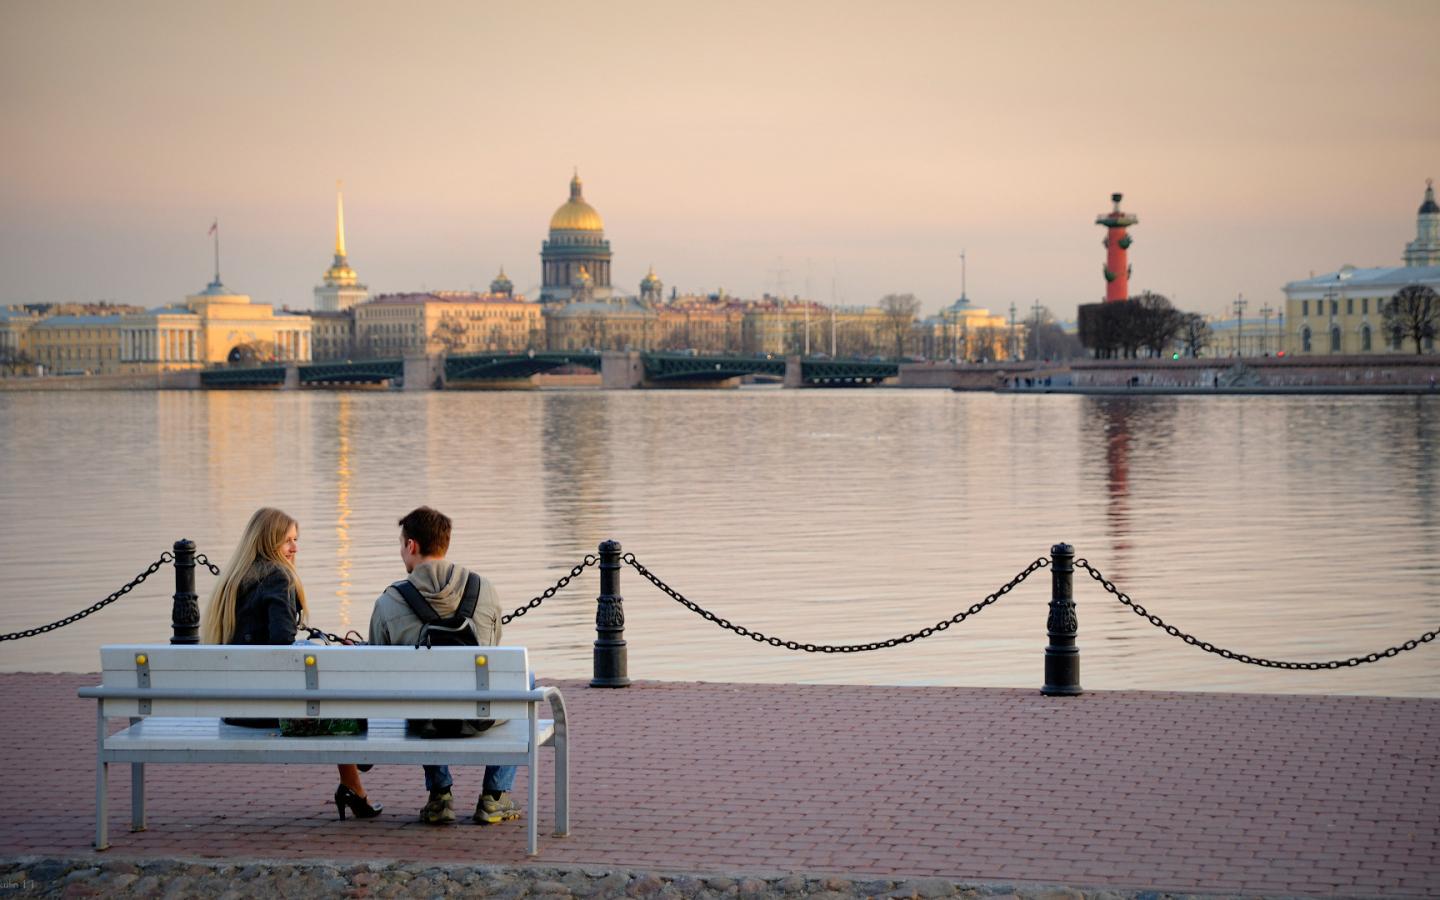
[208,220,217,236]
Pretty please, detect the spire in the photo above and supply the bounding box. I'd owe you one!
[336,180,348,257]
[570,169,583,201]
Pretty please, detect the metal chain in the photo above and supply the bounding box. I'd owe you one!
[0,552,175,642]
[622,553,1049,652]
[501,555,599,624]
[194,553,221,576]
[1075,559,1439,669]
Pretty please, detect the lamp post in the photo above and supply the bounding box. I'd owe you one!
[1259,303,1273,356]
[1232,294,1248,357]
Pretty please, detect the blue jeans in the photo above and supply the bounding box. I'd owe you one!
[423,673,533,795]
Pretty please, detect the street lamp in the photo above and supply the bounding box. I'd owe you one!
[1259,304,1273,356]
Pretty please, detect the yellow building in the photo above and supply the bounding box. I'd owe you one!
[1284,181,1440,355]
[355,292,542,357]
[0,309,41,371]
[28,314,125,375]
[920,298,1019,361]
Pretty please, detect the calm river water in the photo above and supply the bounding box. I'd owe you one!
[1,388,1436,696]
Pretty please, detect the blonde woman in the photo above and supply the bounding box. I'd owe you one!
[203,507,382,821]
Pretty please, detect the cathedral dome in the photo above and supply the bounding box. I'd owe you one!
[549,173,604,232]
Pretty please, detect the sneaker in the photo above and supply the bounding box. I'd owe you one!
[420,789,455,825]
[473,791,522,825]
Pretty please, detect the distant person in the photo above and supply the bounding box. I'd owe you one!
[202,507,381,821]
[369,506,522,827]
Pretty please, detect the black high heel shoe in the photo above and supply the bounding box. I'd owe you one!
[334,784,383,821]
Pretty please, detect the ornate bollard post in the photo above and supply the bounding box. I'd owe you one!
[1041,542,1081,695]
[170,539,200,644]
[590,540,630,687]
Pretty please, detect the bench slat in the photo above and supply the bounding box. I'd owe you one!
[104,717,551,758]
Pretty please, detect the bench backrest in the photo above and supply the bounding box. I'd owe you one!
[96,644,532,722]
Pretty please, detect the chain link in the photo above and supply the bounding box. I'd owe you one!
[501,555,599,624]
[1075,559,1439,669]
[622,553,1049,652]
[0,552,175,642]
[194,553,221,576]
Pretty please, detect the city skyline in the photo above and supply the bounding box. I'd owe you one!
[2,1,1437,318]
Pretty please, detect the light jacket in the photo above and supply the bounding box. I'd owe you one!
[368,559,503,647]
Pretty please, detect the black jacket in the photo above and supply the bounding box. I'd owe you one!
[231,562,299,645]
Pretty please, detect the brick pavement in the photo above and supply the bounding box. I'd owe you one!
[1,674,1436,896]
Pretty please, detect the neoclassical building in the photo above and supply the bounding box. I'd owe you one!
[539,172,613,305]
[1284,180,1440,355]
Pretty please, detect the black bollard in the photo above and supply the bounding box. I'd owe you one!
[1041,542,1081,695]
[170,539,200,645]
[590,539,630,687]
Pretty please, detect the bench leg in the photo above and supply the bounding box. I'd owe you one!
[553,732,569,838]
[130,763,146,832]
[94,706,108,851]
[527,712,539,856]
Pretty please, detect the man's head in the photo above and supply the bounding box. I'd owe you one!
[398,506,451,573]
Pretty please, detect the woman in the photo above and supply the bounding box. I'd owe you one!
[202,507,382,821]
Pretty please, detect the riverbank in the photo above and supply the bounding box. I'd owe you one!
[3,673,1436,896]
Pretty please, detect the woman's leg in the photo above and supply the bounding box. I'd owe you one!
[338,764,366,797]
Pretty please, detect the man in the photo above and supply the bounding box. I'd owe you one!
[368,506,521,826]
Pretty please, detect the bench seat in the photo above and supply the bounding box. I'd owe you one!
[103,716,554,765]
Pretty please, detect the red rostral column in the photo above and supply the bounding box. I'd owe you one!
[1096,192,1138,302]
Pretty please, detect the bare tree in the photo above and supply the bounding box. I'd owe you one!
[430,315,468,354]
[1134,292,1184,357]
[879,293,921,360]
[1382,284,1439,354]
[1180,313,1212,358]
[0,347,35,376]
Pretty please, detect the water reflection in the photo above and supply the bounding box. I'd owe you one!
[1,390,1436,697]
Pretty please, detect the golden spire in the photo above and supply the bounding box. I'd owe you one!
[336,180,347,257]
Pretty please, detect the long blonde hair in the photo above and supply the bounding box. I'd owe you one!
[201,507,309,644]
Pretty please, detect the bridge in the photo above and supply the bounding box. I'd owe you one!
[198,352,899,390]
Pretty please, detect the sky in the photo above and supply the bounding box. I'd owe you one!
[1,0,1437,319]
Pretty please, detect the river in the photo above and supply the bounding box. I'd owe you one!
[1,388,1436,696]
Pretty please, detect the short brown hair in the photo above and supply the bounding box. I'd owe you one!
[398,506,451,557]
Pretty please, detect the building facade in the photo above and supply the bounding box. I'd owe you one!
[1283,181,1440,355]
[28,315,125,374]
[354,292,542,357]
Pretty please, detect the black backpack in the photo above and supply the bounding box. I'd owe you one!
[392,573,481,648]
[392,573,495,738]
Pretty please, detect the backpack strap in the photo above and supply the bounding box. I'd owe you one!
[455,572,481,622]
[392,579,440,625]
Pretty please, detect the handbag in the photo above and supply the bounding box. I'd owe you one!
[279,628,370,737]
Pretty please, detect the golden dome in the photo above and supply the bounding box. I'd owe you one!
[549,172,604,232]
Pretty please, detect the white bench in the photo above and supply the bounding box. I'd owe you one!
[78,644,569,855]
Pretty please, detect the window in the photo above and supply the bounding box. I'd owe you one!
[1302,300,1309,317]
[1362,298,1369,315]
[1330,327,1341,352]
[1302,326,1312,352]
[1331,300,1339,316]
[1362,326,1372,352]
[1346,298,1353,315]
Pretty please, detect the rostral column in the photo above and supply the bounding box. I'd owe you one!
[1096,193,1138,302]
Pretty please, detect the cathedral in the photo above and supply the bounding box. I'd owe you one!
[540,172,614,304]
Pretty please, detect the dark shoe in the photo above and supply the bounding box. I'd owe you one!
[356,764,374,773]
[420,789,456,825]
[473,791,522,825]
[334,785,383,821]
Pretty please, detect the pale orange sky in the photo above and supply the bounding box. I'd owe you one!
[2,0,1437,318]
